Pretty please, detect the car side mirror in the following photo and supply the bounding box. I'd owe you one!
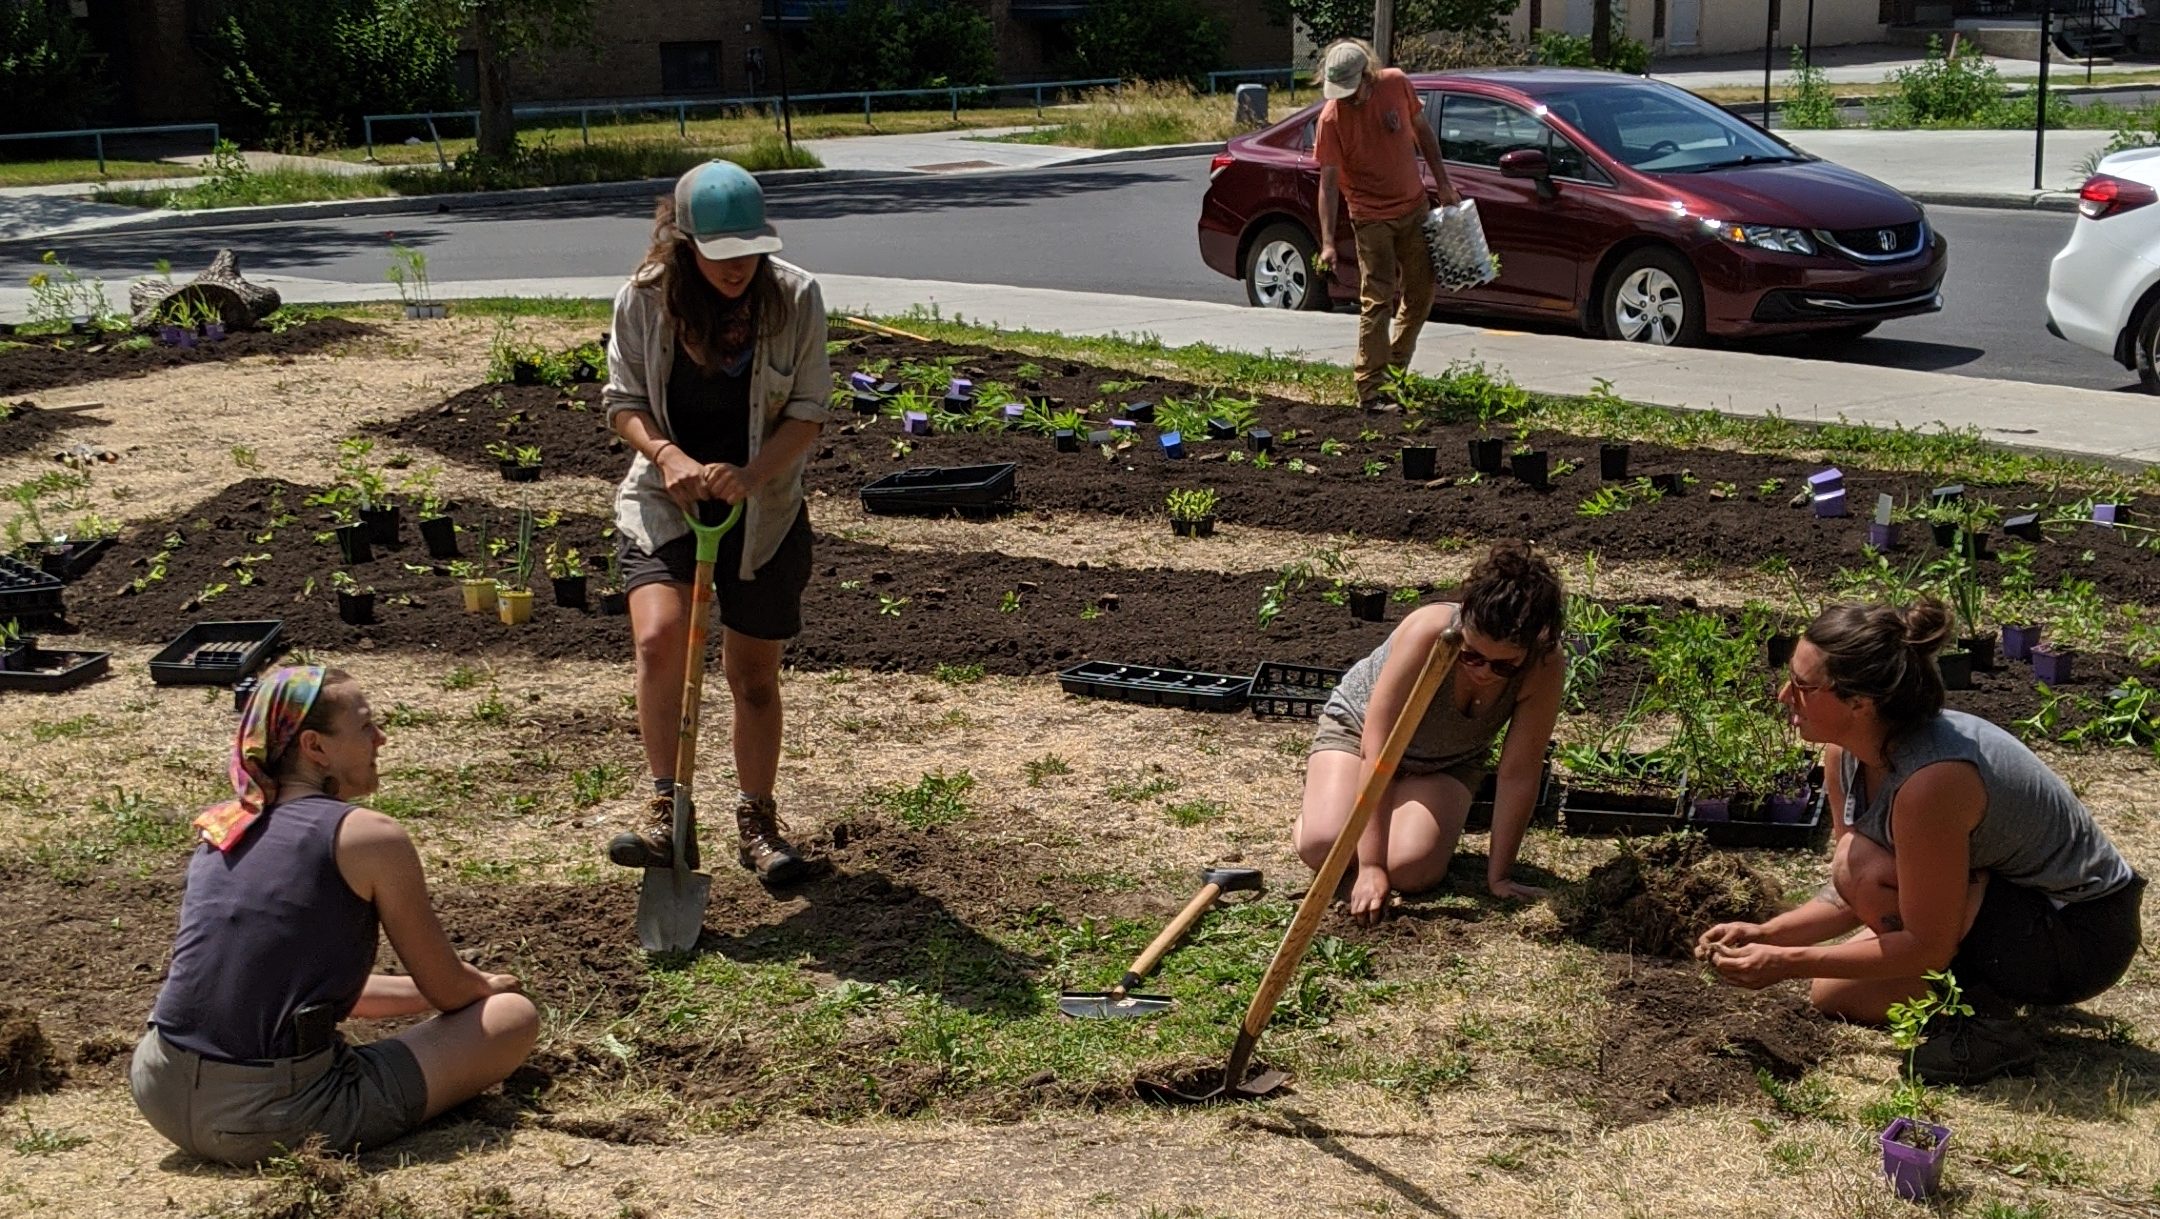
[1499,148,1557,199]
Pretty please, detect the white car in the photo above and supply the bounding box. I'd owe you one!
[2047,148,2160,390]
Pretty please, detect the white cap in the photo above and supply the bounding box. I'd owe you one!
[1323,42,1370,100]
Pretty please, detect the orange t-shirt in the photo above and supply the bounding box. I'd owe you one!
[1313,68,1427,223]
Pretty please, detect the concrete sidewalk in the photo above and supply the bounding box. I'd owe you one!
[1651,41,2160,89]
[2,273,2145,467]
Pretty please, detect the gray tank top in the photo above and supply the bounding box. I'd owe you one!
[1321,632,1523,770]
[150,795,379,1062]
[1841,710,2133,905]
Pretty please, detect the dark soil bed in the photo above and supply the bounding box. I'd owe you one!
[1557,833,1786,959]
[368,382,619,482]
[0,319,381,397]
[1591,958,1836,1126]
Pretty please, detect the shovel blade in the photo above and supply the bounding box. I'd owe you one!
[636,864,710,953]
[1133,1067,1289,1106]
[1057,992,1173,1020]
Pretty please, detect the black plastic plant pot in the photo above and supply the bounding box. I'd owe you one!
[1599,443,1630,481]
[1930,484,1965,505]
[1960,634,1997,672]
[571,359,598,383]
[1054,429,1080,453]
[1648,472,1683,497]
[1868,522,1900,550]
[0,643,25,672]
[1467,436,1503,473]
[418,515,459,559]
[500,461,541,482]
[511,361,541,386]
[337,590,375,626]
[2004,512,2041,541]
[1121,400,1155,425]
[1207,418,1237,441]
[360,504,400,546]
[37,536,113,581]
[599,588,630,616]
[1170,516,1216,538]
[335,522,373,566]
[1247,428,1274,454]
[1930,521,1958,549]
[1936,648,1974,691]
[1511,450,1549,489]
[1766,633,1798,669]
[1347,588,1388,622]
[1401,446,1438,481]
[232,675,258,713]
[852,391,883,416]
[552,575,589,610]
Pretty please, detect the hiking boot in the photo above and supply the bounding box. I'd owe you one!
[1359,396,1401,415]
[1911,1016,2039,1087]
[736,795,809,885]
[607,793,696,870]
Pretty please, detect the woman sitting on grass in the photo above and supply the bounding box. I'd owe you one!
[1699,600,2145,1085]
[1294,541,1566,922]
[132,666,537,1165]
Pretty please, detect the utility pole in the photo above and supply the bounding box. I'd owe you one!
[767,0,796,152]
[2035,0,2052,191]
[1763,0,1778,126]
[1373,0,1394,64]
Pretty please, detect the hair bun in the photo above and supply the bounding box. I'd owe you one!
[1901,598,1954,656]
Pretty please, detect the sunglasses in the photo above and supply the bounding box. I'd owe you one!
[1459,644,1525,679]
[1784,670,1834,696]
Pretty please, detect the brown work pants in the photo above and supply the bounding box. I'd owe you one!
[1351,209,1436,403]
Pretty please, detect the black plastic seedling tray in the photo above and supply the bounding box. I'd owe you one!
[1687,790,1832,850]
[1057,661,1252,712]
[1247,661,1346,720]
[0,554,65,622]
[148,620,285,686]
[33,537,114,582]
[861,463,1018,518]
[1559,784,1687,837]
[0,647,110,693]
[1464,745,1560,832]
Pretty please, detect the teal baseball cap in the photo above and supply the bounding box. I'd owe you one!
[673,160,782,260]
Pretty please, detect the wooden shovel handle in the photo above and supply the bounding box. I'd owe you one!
[844,316,933,343]
[1113,881,1223,997]
[1222,626,1464,1085]
[672,503,742,793]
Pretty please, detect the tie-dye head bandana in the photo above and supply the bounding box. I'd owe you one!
[193,664,327,852]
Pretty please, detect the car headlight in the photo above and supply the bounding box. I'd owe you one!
[1698,218,1816,255]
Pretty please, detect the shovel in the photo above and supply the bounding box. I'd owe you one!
[1058,866,1263,1019]
[635,500,744,954]
[1138,626,1465,1105]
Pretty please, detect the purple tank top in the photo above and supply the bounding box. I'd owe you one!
[150,794,379,1062]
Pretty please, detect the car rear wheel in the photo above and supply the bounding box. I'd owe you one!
[2135,302,2160,394]
[1245,223,1328,311]
[1600,248,1704,347]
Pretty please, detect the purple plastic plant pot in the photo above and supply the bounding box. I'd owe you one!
[1054,429,1080,453]
[1766,791,1812,824]
[1110,417,1137,432]
[1808,467,1844,496]
[1691,796,1732,823]
[946,377,972,402]
[1160,431,1185,459]
[903,411,930,436]
[1868,522,1900,549]
[203,322,227,342]
[1002,403,1026,424]
[158,324,187,346]
[1880,1118,1951,1201]
[1814,488,1849,518]
[849,371,877,393]
[2000,623,2041,662]
[2033,645,2076,685]
[175,330,198,350]
[2095,503,2124,526]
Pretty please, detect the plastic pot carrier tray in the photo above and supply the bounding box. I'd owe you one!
[1247,661,1346,720]
[860,463,1018,517]
[1057,662,1252,711]
[148,620,285,686]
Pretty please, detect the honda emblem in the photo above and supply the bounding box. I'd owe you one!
[1877,229,1897,252]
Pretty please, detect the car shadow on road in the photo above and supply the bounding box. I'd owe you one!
[1741,333,1986,373]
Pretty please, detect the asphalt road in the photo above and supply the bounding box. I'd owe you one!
[0,157,2130,393]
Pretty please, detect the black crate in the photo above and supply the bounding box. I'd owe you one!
[0,554,65,622]
[1464,745,1560,831]
[1559,784,1687,837]
[33,537,114,582]
[860,463,1018,518]
[1057,661,1252,712]
[1687,789,1832,850]
[0,647,109,693]
[1247,661,1346,720]
[148,620,285,686]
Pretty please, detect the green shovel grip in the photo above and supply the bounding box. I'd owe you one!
[682,501,745,565]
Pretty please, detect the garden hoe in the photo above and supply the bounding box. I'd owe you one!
[1057,865,1263,1020]
[1137,626,1465,1105]
[636,501,744,954]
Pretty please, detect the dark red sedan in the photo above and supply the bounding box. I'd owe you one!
[1198,68,1948,345]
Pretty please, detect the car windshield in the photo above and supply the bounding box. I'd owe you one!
[1535,81,1801,173]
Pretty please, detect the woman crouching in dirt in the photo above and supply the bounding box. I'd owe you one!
[600,160,834,886]
[1294,541,1567,922]
[1698,599,2145,1086]
[132,666,537,1165]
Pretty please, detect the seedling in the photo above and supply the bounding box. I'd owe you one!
[877,594,908,617]
[544,542,586,580]
[1165,487,1219,523]
[1884,970,1972,1120]
[999,589,1021,613]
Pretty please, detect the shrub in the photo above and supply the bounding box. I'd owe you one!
[1869,35,2005,128]
[1071,0,1227,86]
[198,0,459,148]
[1781,45,1841,130]
[798,0,996,94]
[0,0,108,133]
[1293,0,1514,42]
[1394,31,1532,71]
[1533,29,1650,75]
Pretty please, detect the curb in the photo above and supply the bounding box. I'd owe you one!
[1045,141,1223,166]
[1907,188,2081,211]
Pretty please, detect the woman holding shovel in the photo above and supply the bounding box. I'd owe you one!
[132,666,537,1164]
[601,160,834,886]
[1295,542,1566,921]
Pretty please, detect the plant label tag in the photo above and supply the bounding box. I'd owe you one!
[1875,493,1895,526]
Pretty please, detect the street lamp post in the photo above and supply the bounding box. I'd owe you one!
[2035,0,2052,191]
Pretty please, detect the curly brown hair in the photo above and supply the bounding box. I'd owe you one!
[1458,541,1564,657]
[640,194,788,371]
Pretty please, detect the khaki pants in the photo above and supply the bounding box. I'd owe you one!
[1351,209,1437,402]
[130,1026,427,1165]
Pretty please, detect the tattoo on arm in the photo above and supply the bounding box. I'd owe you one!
[1876,913,1905,934]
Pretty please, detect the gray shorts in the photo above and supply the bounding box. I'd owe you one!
[130,1026,427,1165]
[1308,710,1483,792]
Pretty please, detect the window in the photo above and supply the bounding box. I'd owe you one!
[661,41,723,94]
[1542,128,1608,184]
[1437,95,1543,168]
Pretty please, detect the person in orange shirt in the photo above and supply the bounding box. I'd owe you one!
[1312,39,1459,412]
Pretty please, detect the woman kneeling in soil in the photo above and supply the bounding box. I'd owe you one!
[601,160,834,884]
[132,666,538,1165]
[1699,600,2145,1085]
[1294,542,1566,921]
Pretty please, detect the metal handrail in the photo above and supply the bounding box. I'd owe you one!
[0,122,220,175]
[362,78,1127,162]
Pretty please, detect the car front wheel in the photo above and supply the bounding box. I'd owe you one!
[1600,248,1704,347]
[1245,223,1328,312]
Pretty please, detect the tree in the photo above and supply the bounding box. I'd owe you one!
[199,0,458,147]
[798,0,995,94]
[1291,0,1516,49]
[1071,0,1227,85]
[0,0,107,134]
[389,0,596,160]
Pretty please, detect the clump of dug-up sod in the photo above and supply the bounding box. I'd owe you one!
[1558,832,1784,959]
[0,1005,65,1099]
[204,1138,582,1219]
